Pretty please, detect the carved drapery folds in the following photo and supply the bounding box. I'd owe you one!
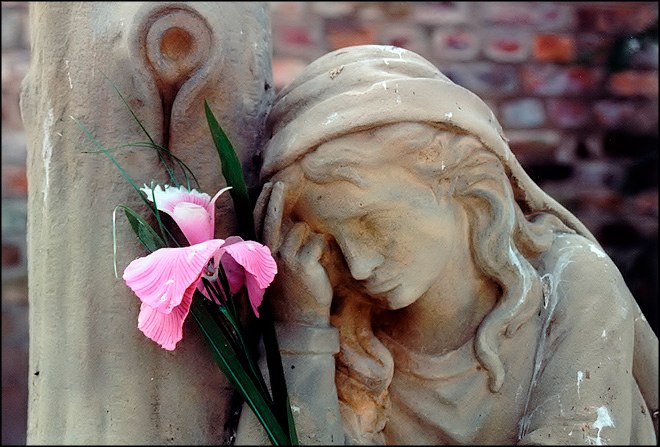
[21,2,273,443]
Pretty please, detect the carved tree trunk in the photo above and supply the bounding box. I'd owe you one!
[20,2,273,443]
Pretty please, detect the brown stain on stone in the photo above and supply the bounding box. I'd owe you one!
[160,27,194,61]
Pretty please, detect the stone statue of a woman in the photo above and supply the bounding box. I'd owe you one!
[236,45,658,445]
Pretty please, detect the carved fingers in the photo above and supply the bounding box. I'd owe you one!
[264,181,334,326]
[274,220,334,325]
[262,180,286,252]
[280,222,334,306]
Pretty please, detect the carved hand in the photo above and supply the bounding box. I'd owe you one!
[249,182,345,445]
[262,181,334,327]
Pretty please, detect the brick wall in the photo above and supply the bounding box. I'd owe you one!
[2,2,658,444]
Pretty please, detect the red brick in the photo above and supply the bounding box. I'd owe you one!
[483,30,531,63]
[431,29,480,62]
[1,130,27,165]
[577,189,625,214]
[506,129,563,163]
[0,5,30,50]
[533,34,576,63]
[575,160,626,189]
[0,340,28,446]
[607,71,659,97]
[1,281,28,305]
[482,3,576,30]
[576,33,615,65]
[500,98,546,129]
[594,100,636,128]
[278,25,315,46]
[310,2,355,19]
[631,190,659,217]
[1,165,28,197]
[269,2,309,22]
[272,57,308,92]
[631,43,660,71]
[377,24,429,58]
[534,4,576,31]
[1,51,31,131]
[481,2,536,26]
[326,21,378,51]
[522,65,603,96]
[356,2,413,21]
[272,23,323,58]
[593,99,658,133]
[443,63,519,96]
[2,243,21,267]
[413,2,471,25]
[546,98,591,128]
[577,4,658,34]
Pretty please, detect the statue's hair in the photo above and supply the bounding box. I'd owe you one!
[274,122,574,439]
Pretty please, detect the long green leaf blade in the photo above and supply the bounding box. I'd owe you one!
[259,297,299,444]
[203,101,297,444]
[204,100,255,240]
[218,301,272,401]
[73,115,176,246]
[121,205,166,253]
[189,295,291,446]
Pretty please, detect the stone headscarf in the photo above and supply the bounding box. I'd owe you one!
[260,44,597,244]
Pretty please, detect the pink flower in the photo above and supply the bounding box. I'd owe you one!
[218,236,278,318]
[123,185,277,350]
[124,239,225,350]
[140,184,231,245]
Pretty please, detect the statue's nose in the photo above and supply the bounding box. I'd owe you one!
[336,231,385,281]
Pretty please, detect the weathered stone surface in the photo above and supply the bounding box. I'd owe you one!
[21,2,273,444]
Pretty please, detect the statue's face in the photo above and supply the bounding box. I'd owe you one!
[295,165,467,310]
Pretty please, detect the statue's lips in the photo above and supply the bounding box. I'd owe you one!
[364,276,400,295]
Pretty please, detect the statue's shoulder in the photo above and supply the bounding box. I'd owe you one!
[538,232,635,318]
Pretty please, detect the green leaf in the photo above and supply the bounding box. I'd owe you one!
[73,116,178,247]
[147,180,179,248]
[259,298,299,445]
[103,72,157,147]
[204,100,255,240]
[189,294,291,446]
[119,205,166,254]
[219,296,273,401]
[72,116,142,197]
[204,100,298,443]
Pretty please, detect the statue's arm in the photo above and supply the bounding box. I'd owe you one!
[235,181,344,445]
[518,238,655,445]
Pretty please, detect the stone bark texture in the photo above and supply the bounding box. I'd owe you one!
[19,2,273,444]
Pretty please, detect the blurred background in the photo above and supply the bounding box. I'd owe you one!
[2,2,658,445]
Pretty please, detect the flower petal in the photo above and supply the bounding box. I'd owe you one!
[206,186,233,219]
[204,186,233,242]
[123,239,225,314]
[141,185,232,244]
[171,202,213,245]
[220,253,246,295]
[137,288,194,350]
[222,239,278,288]
[244,275,267,318]
[141,184,211,214]
[220,238,277,317]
